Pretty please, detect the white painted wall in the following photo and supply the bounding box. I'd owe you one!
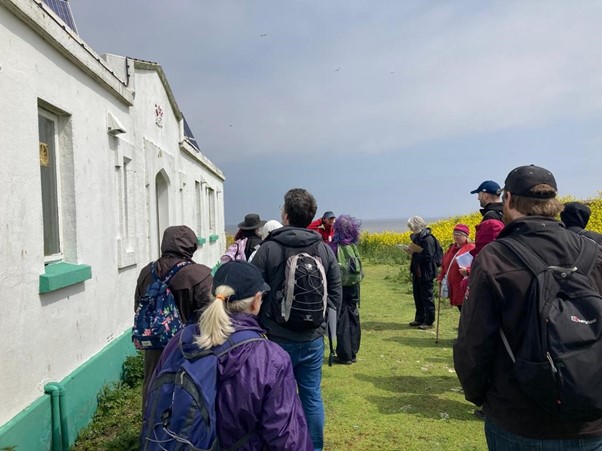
[0,0,225,427]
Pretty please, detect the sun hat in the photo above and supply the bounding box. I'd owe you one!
[238,213,267,230]
[212,261,270,302]
[322,211,336,219]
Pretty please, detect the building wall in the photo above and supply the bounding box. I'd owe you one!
[0,0,225,432]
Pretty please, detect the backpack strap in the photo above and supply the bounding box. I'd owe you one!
[495,238,547,275]
[181,328,265,361]
[572,236,599,277]
[153,260,193,284]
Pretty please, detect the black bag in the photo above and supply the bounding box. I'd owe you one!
[273,241,328,331]
[497,237,602,420]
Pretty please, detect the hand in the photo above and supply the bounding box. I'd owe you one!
[458,267,469,276]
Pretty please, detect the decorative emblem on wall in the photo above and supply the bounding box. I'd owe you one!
[39,142,49,167]
[155,104,164,127]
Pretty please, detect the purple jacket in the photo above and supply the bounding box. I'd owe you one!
[156,313,312,450]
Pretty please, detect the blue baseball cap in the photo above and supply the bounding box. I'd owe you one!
[470,180,501,195]
[212,261,270,302]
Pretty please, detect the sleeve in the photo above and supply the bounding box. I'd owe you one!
[453,251,501,406]
[324,244,343,314]
[258,356,313,450]
[437,246,453,282]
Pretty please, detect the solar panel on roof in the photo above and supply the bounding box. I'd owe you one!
[184,117,200,152]
[42,0,78,34]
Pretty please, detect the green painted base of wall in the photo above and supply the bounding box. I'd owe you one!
[0,329,136,451]
[209,234,219,242]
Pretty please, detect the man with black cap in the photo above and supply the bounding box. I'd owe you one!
[470,180,504,221]
[561,201,602,245]
[454,165,602,449]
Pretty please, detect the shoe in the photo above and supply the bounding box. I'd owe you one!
[351,356,357,363]
[409,320,422,327]
[333,357,352,365]
[418,324,433,330]
[473,409,486,420]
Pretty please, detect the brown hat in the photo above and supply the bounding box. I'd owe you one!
[237,213,266,230]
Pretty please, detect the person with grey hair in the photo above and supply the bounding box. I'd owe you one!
[406,216,441,330]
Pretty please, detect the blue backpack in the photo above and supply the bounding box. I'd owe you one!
[132,261,192,350]
[140,325,264,450]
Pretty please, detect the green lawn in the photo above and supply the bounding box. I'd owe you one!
[322,263,486,450]
[74,263,487,450]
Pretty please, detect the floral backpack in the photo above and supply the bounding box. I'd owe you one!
[132,261,191,350]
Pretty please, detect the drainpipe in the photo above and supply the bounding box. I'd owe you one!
[44,382,70,451]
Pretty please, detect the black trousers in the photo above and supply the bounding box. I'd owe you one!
[411,276,435,325]
[336,284,361,362]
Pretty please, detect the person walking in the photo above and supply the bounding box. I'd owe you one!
[454,165,602,449]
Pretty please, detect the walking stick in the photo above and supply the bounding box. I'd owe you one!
[435,290,442,344]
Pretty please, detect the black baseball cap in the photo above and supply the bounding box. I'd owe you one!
[470,180,500,195]
[212,261,270,301]
[322,211,336,219]
[500,164,557,199]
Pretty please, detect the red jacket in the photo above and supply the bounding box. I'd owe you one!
[437,242,475,306]
[308,219,334,244]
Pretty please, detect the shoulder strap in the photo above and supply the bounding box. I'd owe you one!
[495,238,547,275]
[212,329,265,356]
[181,328,265,361]
[161,260,193,284]
[573,236,599,277]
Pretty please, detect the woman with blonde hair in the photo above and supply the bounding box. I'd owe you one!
[142,261,312,450]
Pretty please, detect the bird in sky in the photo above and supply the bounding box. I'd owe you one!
[229,124,233,127]
[260,33,268,37]
[389,71,395,75]
[335,67,341,72]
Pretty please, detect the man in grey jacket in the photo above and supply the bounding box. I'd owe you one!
[252,188,342,451]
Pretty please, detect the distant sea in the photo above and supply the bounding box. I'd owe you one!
[226,217,441,235]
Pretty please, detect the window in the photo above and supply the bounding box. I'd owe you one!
[207,186,216,232]
[116,148,137,268]
[195,181,203,236]
[39,109,62,261]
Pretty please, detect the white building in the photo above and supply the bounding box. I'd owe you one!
[0,0,226,448]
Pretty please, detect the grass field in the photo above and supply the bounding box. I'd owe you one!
[73,262,487,450]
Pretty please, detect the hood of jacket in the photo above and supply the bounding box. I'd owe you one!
[480,202,503,219]
[560,202,590,229]
[161,225,198,259]
[268,225,322,248]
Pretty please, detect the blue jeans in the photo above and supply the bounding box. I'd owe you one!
[277,337,325,451]
[485,418,602,450]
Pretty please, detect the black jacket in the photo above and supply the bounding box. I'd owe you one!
[561,202,602,245]
[409,228,438,280]
[251,226,342,343]
[454,216,602,439]
[480,202,503,221]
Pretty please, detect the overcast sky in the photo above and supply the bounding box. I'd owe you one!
[72,1,602,226]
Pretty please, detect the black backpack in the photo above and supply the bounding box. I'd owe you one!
[272,241,328,331]
[497,237,602,420]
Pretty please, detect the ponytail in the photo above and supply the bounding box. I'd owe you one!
[195,285,254,349]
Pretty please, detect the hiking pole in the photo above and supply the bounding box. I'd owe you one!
[435,290,442,344]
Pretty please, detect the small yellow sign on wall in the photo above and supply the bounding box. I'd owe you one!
[39,142,49,167]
